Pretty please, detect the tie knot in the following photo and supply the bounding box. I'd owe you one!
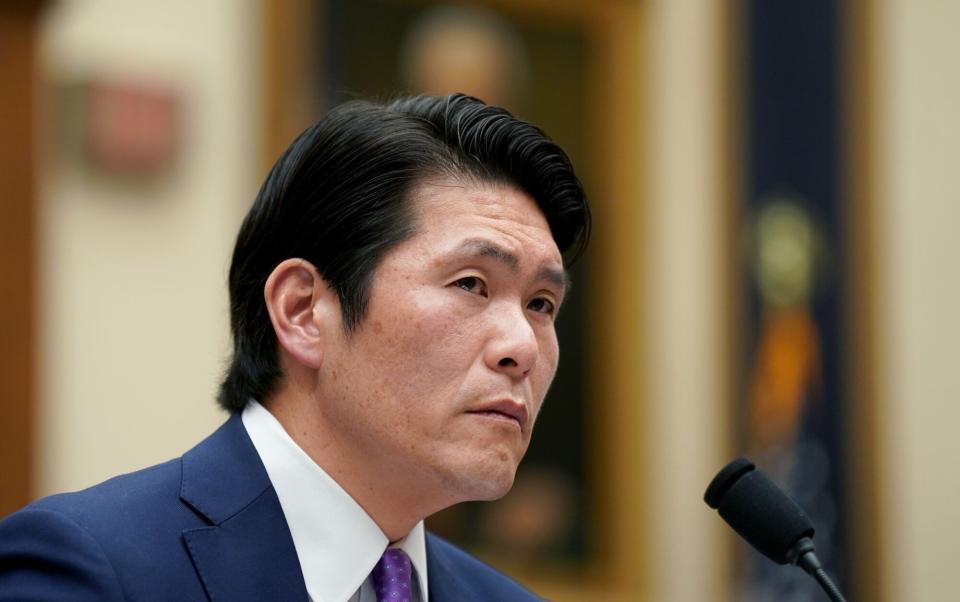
[372,548,413,602]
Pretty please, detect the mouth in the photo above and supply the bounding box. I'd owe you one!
[466,399,529,432]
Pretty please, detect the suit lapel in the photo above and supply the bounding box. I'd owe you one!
[179,414,308,602]
[425,534,477,602]
[182,490,308,601]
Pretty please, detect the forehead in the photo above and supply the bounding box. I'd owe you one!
[407,178,561,261]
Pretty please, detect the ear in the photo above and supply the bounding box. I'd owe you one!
[263,258,338,370]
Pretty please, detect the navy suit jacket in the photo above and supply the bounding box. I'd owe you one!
[0,414,540,601]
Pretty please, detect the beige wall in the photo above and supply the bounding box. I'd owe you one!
[644,1,728,600]
[874,1,960,600]
[37,0,260,495]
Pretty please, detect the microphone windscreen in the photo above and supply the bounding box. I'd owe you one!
[704,457,815,564]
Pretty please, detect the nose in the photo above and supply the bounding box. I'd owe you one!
[484,304,539,379]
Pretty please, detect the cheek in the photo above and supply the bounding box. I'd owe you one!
[529,332,559,401]
[402,289,481,352]
[362,298,479,394]
[540,331,560,377]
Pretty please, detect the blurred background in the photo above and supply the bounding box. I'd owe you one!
[1,0,957,600]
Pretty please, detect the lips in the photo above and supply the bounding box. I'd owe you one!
[466,399,529,432]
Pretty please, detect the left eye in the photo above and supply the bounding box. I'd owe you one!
[527,297,556,315]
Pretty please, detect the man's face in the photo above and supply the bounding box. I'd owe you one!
[318,178,565,506]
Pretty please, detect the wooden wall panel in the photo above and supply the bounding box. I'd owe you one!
[0,0,44,516]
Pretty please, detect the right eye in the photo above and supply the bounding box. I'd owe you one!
[452,276,488,297]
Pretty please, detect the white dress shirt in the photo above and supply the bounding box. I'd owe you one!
[242,400,428,602]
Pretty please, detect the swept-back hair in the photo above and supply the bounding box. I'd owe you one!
[218,93,590,412]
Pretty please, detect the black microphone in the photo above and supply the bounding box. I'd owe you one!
[704,457,847,602]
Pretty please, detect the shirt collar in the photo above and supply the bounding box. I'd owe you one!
[242,400,429,602]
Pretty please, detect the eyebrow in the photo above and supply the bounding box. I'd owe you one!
[453,238,570,291]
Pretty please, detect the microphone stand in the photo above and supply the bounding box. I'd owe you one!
[786,537,847,602]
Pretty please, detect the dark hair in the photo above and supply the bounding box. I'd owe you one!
[217,93,590,412]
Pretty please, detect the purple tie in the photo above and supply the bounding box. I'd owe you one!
[371,548,413,602]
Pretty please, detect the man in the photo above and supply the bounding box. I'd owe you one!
[0,93,590,601]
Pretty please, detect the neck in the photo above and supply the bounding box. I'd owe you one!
[263,390,446,542]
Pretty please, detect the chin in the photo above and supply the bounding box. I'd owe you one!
[440,456,520,503]
[470,475,516,502]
